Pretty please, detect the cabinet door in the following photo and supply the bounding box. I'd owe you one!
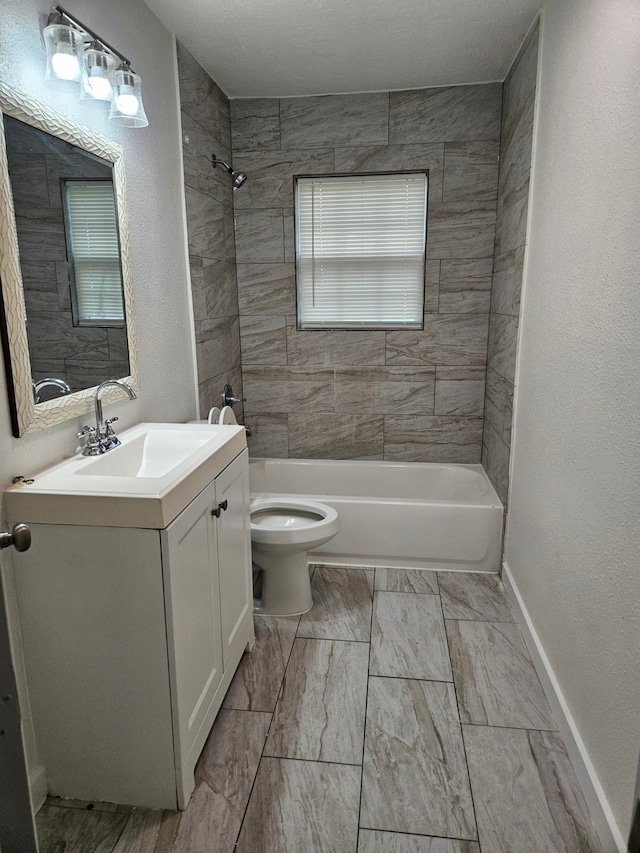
[161,479,223,769]
[215,450,253,669]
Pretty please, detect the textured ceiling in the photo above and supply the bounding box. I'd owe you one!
[143,0,540,98]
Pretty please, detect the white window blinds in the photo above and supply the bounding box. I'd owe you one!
[296,173,427,329]
[63,181,125,325]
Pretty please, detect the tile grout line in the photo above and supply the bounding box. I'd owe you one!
[231,612,301,851]
[355,568,376,850]
[440,591,482,850]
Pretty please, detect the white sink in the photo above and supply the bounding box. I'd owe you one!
[4,423,247,529]
[76,429,211,479]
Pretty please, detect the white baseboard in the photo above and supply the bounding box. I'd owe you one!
[29,762,47,813]
[502,561,626,853]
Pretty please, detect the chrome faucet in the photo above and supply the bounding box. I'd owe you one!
[77,379,137,456]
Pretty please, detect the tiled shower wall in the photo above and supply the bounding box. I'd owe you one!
[482,24,539,504]
[230,86,502,460]
[177,44,243,418]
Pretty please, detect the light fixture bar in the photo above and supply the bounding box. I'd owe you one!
[53,4,133,69]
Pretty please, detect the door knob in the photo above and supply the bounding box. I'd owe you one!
[0,523,31,552]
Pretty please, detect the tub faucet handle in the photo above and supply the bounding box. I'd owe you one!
[222,383,246,407]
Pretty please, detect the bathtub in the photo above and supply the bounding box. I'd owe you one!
[249,459,504,573]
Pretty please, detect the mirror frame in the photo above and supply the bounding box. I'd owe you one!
[0,81,139,437]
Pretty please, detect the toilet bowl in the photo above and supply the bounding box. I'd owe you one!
[250,498,340,616]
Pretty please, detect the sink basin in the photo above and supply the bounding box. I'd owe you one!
[4,423,247,529]
[77,429,211,479]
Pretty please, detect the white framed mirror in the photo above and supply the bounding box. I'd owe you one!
[0,82,139,437]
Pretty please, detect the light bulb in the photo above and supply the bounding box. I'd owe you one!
[87,73,111,100]
[52,50,80,81]
[115,91,139,116]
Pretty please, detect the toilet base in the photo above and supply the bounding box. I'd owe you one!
[252,548,313,616]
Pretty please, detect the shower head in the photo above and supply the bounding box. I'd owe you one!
[210,154,247,190]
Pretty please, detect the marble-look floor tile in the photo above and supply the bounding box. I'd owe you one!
[447,619,556,729]
[370,592,452,681]
[437,572,513,621]
[463,726,602,852]
[235,757,361,853]
[361,677,476,840]
[112,809,164,852]
[298,566,374,642]
[36,804,127,853]
[222,615,299,712]
[374,567,439,594]
[264,638,369,764]
[169,709,271,853]
[358,830,480,853]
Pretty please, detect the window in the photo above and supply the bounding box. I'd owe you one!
[295,173,428,329]
[62,180,125,326]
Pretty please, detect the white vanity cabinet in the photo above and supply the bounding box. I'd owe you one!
[10,446,254,810]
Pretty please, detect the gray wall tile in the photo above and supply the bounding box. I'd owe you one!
[384,415,483,463]
[280,93,389,148]
[289,414,384,459]
[386,315,489,366]
[243,366,334,413]
[236,262,296,315]
[234,209,284,262]
[435,367,486,416]
[491,247,524,317]
[245,413,289,457]
[230,98,281,151]
[239,315,287,364]
[487,313,519,384]
[389,84,502,144]
[233,149,335,209]
[443,141,500,202]
[482,23,538,502]
[287,322,386,366]
[230,83,503,462]
[334,144,444,202]
[484,367,514,445]
[427,202,497,259]
[439,258,493,313]
[334,367,435,415]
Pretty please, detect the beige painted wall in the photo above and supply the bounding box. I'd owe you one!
[0,0,196,796]
[507,0,640,842]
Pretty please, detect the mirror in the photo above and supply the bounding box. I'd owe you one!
[0,82,139,437]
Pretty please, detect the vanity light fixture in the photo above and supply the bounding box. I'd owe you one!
[43,5,148,127]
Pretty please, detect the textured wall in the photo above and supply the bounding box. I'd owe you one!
[230,86,502,459]
[506,0,640,841]
[177,44,243,420]
[0,0,196,799]
[482,24,539,504]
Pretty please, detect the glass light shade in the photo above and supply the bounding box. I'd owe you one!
[81,44,116,103]
[109,65,148,128]
[43,21,85,91]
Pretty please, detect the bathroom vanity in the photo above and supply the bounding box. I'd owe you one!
[5,424,255,810]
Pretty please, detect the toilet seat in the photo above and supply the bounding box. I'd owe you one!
[250,498,339,550]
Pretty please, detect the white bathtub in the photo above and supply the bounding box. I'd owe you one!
[249,459,504,573]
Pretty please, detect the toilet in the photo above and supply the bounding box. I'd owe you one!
[250,498,340,616]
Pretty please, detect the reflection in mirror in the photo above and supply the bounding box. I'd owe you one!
[3,115,129,401]
[0,82,138,437]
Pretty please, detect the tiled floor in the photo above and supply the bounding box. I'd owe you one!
[36,567,603,853]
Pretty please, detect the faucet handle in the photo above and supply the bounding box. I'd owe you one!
[104,417,118,433]
[77,425,96,439]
